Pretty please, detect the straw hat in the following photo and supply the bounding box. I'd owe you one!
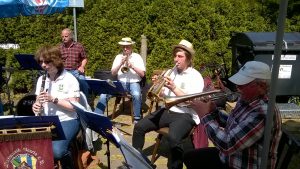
[173,39,195,56]
[118,37,136,46]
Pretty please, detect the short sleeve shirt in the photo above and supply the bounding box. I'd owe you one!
[111,52,146,83]
[35,70,80,121]
[60,42,87,70]
[163,67,204,124]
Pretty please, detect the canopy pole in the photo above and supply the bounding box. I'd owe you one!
[73,7,77,42]
[260,0,288,169]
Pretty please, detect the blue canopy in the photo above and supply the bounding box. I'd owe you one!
[0,0,69,18]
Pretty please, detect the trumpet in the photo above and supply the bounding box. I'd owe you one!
[121,54,129,73]
[147,65,177,102]
[163,90,234,109]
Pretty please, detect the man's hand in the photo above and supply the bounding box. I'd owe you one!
[164,76,176,91]
[190,100,216,118]
[78,66,85,74]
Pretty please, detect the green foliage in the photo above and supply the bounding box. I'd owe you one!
[0,0,300,93]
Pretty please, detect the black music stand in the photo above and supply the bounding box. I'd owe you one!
[70,101,119,169]
[14,54,42,70]
[85,79,127,116]
[0,115,65,140]
[15,54,43,95]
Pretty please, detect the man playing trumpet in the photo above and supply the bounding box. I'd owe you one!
[132,39,204,169]
[94,37,146,123]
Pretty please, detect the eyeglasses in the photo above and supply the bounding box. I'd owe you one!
[39,60,52,64]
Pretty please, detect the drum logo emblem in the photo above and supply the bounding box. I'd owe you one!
[11,154,37,169]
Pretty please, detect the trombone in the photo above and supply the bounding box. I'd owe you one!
[162,90,233,109]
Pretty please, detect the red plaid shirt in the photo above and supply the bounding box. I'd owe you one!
[201,99,282,169]
[60,42,87,70]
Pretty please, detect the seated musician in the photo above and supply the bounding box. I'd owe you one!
[94,37,146,123]
[132,39,204,169]
[32,45,80,169]
[184,61,282,169]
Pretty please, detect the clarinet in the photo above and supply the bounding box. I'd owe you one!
[39,71,47,115]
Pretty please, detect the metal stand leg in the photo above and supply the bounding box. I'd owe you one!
[105,140,111,169]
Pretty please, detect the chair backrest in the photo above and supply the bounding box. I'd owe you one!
[275,129,300,169]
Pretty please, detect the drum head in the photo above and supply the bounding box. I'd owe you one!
[16,95,36,116]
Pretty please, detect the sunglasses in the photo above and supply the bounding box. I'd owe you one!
[39,60,52,64]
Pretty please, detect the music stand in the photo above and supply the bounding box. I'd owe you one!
[14,54,42,70]
[0,115,65,140]
[15,54,43,95]
[0,116,65,169]
[70,101,119,169]
[85,79,127,116]
[114,129,153,169]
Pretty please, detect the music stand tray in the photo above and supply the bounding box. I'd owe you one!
[0,116,64,169]
[85,79,127,96]
[0,115,65,140]
[14,54,42,70]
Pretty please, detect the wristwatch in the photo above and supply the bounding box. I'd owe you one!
[53,98,58,104]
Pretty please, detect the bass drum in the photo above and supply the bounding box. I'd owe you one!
[16,95,36,116]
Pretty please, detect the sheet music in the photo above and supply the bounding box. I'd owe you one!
[70,101,120,147]
[0,115,27,119]
[113,128,153,169]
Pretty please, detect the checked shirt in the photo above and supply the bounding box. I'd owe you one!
[201,99,282,169]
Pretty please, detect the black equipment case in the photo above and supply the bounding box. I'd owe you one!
[229,32,300,96]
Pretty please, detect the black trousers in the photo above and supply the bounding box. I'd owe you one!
[183,147,230,169]
[132,108,195,169]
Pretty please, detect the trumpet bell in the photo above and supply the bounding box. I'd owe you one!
[121,66,129,73]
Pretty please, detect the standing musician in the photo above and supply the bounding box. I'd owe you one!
[132,40,204,169]
[60,28,90,99]
[94,37,146,123]
[184,61,282,169]
[32,45,80,169]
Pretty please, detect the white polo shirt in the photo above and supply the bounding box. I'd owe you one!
[35,70,80,121]
[112,52,146,83]
[163,67,204,124]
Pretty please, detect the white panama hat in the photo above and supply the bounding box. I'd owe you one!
[118,37,136,46]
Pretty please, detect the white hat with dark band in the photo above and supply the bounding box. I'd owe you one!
[118,37,135,46]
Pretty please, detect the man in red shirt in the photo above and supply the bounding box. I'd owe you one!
[60,28,89,98]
